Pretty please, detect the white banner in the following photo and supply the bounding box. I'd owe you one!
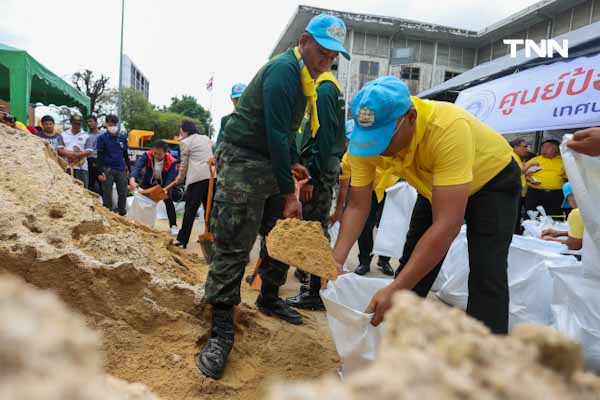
[455,53,600,134]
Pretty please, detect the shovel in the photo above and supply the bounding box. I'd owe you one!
[246,174,307,290]
[140,180,178,203]
[199,159,216,264]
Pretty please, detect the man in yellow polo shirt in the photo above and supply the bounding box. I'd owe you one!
[332,76,520,334]
[541,183,584,251]
[525,139,566,217]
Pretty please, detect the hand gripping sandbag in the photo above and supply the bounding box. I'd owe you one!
[372,182,417,259]
[127,192,157,227]
[560,139,600,276]
[320,274,392,377]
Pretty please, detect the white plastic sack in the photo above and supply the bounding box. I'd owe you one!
[431,227,468,297]
[521,217,567,239]
[550,264,600,370]
[372,182,418,259]
[127,193,157,227]
[561,139,600,275]
[156,201,187,220]
[321,274,392,376]
[437,234,575,330]
[328,222,350,273]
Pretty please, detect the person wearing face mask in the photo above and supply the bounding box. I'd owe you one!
[197,14,350,380]
[96,114,131,216]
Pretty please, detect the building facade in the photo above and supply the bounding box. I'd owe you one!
[272,0,600,116]
[121,54,150,99]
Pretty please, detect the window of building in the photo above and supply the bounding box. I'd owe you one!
[401,66,420,81]
[444,71,461,81]
[359,61,379,88]
[572,1,592,30]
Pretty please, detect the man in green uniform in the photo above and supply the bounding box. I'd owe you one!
[215,83,246,151]
[198,13,351,380]
[285,69,347,311]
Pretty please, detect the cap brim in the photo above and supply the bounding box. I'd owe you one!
[313,36,351,60]
[348,119,396,157]
[231,94,242,99]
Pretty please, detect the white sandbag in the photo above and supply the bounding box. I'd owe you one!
[321,274,392,376]
[550,264,600,370]
[156,201,187,219]
[431,227,467,295]
[372,182,417,259]
[127,193,157,227]
[437,234,575,329]
[522,218,567,239]
[561,138,600,275]
[328,222,351,273]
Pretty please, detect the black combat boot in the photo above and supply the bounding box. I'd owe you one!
[354,262,370,275]
[196,304,235,380]
[377,257,394,276]
[285,275,325,311]
[256,283,303,325]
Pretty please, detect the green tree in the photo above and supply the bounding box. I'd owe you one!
[168,95,214,138]
[121,88,204,141]
[71,69,112,114]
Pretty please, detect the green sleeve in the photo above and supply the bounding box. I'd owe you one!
[262,62,301,195]
[307,82,339,187]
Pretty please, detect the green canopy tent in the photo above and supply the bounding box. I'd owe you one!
[0,43,90,124]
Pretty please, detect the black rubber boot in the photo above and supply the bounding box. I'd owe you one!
[196,304,235,380]
[377,258,394,276]
[256,283,303,325]
[294,269,309,284]
[354,263,370,276]
[286,274,325,311]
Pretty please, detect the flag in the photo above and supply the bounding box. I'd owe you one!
[206,76,214,92]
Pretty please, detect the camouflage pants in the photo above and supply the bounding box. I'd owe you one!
[204,142,289,306]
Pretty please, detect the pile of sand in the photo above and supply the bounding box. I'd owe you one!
[267,219,338,280]
[0,125,339,400]
[267,291,600,399]
[0,274,157,400]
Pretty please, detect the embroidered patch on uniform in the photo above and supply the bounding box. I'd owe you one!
[357,107,375,127]
[327,23,346,42]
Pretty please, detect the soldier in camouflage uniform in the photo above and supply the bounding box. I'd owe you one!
[197,14,351,380]
[285,70,347,311]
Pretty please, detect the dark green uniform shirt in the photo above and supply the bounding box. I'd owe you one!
[215,113,232,150]
[221,49,306,195]
[298,81,346,188]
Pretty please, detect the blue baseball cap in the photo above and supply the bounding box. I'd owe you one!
[306,14,351,60]
[231,83,247,99]
[345,119,354,138]
[561,182,573,208]
[349,76,412,157]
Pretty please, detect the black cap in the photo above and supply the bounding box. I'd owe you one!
[70,114,83,124]
[41,115,55,123]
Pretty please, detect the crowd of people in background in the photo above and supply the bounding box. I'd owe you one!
[14,110,215,239]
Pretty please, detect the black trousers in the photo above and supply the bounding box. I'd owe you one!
[140,181,177,227]
[176,179,210,246]
[357,192,390,265]
[514,196,526,234]
[87,157,102,195]
[525,188,563,218]
[396,159,520,334]
[102,168,128,216]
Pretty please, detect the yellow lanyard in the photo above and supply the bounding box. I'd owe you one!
[293,47,319,137]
